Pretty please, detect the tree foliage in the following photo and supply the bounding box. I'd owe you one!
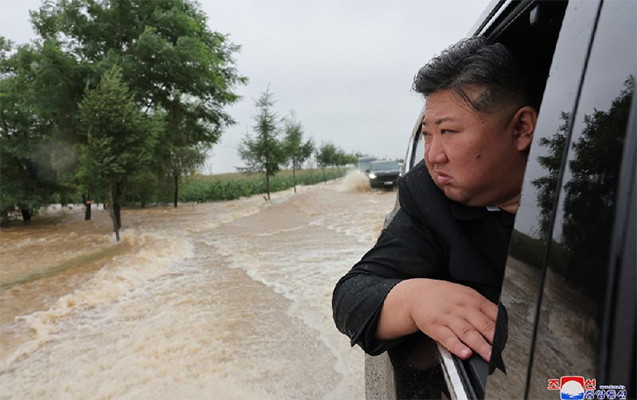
[166,145,207,207]
[0,38,71,221]
[31,0,246,122]
[315,142,355,171]
[31,0,247,208]
[282,112,314,193]
[78,65,158,240]
[316,142,337,169]
[238,88,286,200]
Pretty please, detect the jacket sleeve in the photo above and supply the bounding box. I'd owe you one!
[332,187,447,355]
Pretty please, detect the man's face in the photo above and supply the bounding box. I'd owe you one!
[422,88,530,210]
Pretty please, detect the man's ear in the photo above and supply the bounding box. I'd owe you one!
[512,106,538,152]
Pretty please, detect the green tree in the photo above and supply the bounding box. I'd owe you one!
[334,149,357,171]
[316,142,339,182]
[316,142,338,168]
[238,88,286,200]
[78,66,158,241]
[282,112,314,193]
[35,40,91,211]
[1,31,102,223]
[167,145,207,207]
[28,0,246,206]
[0,38,71,223]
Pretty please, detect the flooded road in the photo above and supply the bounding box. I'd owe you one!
[0,173,396,400]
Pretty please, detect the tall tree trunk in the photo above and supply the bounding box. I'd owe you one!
[20,208,31,222]
[265,151,271,201]
[114,182,122,229]
[83,193,92,221]
[108,183,121,241]
[293,161,297,193]
[173,173,179,208]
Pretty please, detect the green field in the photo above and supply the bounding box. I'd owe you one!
[179,168,347,203]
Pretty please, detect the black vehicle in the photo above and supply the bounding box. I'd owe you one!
[368,160,401,189]
[366,0,636,399]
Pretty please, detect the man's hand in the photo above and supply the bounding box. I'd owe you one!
[376,278,498,362]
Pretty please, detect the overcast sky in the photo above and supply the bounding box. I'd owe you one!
[0,0,493,173]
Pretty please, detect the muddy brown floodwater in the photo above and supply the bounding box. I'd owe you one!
[0,172,396,400]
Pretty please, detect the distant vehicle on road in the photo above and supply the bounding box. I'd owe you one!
[357,156,377,173]
[368,160,401,189]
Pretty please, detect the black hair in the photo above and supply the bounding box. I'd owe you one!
[413,36,532,113]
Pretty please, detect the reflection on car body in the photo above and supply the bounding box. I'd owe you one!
[365,0,636,399]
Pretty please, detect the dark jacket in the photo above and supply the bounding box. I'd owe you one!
[332,161,513,355]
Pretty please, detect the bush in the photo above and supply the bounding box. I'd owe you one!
[179,168,345,203]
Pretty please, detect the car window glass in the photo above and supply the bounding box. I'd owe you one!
[527,1,636,398]
[485,1,602,398]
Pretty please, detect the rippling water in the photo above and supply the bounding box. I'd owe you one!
[0,172,396,400]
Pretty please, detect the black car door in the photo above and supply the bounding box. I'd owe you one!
[486,0,637,398]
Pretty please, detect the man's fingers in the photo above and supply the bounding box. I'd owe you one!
[480,299,499,322]
[465,311,497,344]
[462,288,498,344]
[448,319,492,362]
[434,326,473,360]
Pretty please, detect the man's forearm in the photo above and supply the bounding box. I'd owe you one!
[375,278,424,340]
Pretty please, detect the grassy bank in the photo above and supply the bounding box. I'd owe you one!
[179,168,346,203]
